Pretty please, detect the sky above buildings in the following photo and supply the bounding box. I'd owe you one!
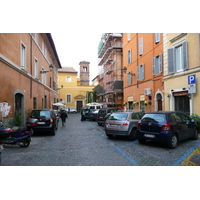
[52,32,102,82]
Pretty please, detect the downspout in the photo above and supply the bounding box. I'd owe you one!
[30,34,33,98]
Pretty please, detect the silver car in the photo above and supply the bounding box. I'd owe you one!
[105,111,145,140]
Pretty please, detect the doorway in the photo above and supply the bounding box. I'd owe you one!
[14,92,24,125]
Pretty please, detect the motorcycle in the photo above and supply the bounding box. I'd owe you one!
[0,118,38,163]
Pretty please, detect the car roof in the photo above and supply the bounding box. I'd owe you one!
[145,111,185,114]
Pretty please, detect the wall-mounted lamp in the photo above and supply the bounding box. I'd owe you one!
[122,67,135,76]
[167,94,171,98]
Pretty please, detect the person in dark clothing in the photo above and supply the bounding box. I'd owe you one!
[60,110,68,126]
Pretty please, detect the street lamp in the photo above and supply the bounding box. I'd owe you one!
[40,64,54,74]
[122,67,135,76]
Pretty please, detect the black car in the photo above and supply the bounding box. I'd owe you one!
[28,109,58,135]
[137,111,198,149]
[97,107,120,126]
[88,109,99,121]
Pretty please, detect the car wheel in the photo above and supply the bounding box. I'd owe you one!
[97,122,101,126]
[106,134,113,139]
[128,128,137,141]
[138,138,146,144]
[51,129,56,136]
[192,130,198,140]
[168,134,177,149]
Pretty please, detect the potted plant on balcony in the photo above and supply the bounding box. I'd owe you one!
[148,100,152,106]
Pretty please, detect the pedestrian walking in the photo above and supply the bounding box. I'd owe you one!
[60,109,68,126]
[81,109,86,121]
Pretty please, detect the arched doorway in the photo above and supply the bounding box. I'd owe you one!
[157,93,162,111]
[14,91,24,125]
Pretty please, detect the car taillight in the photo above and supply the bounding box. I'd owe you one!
[122,120,129,126]
[28,117,31,120]
[162,123,171,131]
[138,121,141,129]
[50,118,54,124]
[3,128,12,131]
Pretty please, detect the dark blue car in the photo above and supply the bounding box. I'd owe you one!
[137,111,198,149]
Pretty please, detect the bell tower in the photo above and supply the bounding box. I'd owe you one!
[79,60,90,86]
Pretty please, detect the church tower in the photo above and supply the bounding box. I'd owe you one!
[79,60,90,86]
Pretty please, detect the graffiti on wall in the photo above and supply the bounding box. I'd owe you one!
[0,102,11,118]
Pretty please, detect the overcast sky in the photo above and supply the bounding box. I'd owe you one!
[52,32,102,82]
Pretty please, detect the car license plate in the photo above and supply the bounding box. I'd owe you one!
[110,124,119,127]
[144,134,155,138]
[38,122,45,124]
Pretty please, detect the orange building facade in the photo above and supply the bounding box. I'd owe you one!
[0,33,61,126]
[122,33,164,112]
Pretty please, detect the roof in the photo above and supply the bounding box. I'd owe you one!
[58,67,78,73]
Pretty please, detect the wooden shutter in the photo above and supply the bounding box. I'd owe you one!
[168,48,175,74]
[159,53,162,73]
[139,38,143,55]
[182,41,188,70]
[142,64,144,79]
[152,57,155,75]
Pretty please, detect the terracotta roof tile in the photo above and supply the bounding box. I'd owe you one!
[58,67,78,73]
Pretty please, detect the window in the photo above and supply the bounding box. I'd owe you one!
[66,76,72,82]
[34,58,38,78]
[139,38,143,55]
[127,71,132,85]
[127,49,132,64]
[167,41,188,74]
[83,67,87,72]
[66,94,71,103]
[137,64,144,80]
[33,97,37,109]
[127,33,131,41]
[155,33,160,43]
[152,54,162,75]
[42,68,46,84]
[20,42,26,68]
[175,45,183,72]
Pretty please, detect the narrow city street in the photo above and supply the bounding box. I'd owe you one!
[1,113,200,166]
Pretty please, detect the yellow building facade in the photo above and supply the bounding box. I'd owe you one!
[58,67,94,112]
[164,33,200,115]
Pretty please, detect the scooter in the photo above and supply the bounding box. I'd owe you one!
[0,118,38,163]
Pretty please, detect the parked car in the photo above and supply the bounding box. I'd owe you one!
[28,109,58,135]
[97,107,120,126]
[88,109,99,121]
[137,111,199,149]
[105,111,145,140]
[80,107,90,121]
[65,108,77,113]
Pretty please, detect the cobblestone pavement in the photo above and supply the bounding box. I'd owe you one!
[0,113,200,166]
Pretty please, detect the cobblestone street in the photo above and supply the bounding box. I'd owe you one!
[1,113,200,166]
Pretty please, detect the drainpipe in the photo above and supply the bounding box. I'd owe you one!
[30,34,33,98]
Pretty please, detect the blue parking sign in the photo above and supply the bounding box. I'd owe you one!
[188,75,196,84]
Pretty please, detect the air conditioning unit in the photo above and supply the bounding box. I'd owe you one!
[144,88,152,96]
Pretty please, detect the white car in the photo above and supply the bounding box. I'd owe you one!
[65,108,77,113]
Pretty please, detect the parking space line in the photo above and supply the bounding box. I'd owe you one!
[172,142,200,166]
[88,121,139,166]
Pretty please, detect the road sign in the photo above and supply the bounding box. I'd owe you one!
[188,74,196,84]
[188,84,196,94]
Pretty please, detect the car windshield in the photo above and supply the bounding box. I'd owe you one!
[31,110,51,119]
[109,113,128,120]
[141,113,166,123]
